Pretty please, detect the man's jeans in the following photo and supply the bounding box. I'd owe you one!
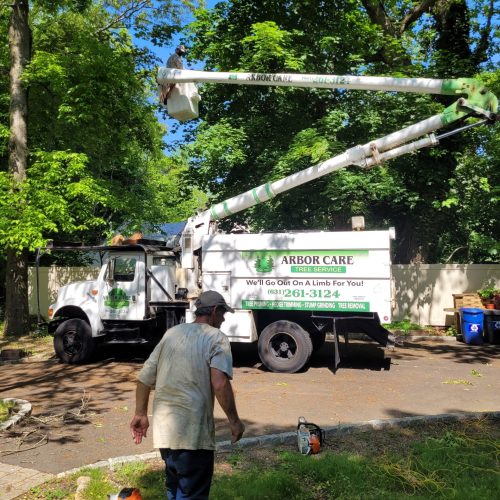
[160,449,214,500]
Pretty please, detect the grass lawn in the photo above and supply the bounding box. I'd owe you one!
[24,419,499,499]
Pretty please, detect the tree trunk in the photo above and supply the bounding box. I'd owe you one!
[4,249,29,336]
[5,0,30,336]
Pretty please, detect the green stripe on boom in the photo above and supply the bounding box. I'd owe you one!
[211,205,219,220]
[252,188,260,204]
[265,182,275,199]
[223,201,233,217]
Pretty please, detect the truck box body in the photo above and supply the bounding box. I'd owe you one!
[200,230,393,342]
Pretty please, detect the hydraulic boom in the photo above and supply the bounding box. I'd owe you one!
[157,68,498,254]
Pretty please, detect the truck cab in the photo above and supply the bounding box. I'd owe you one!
[47,241,187,363]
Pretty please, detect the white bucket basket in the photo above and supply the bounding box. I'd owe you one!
[161,82,201,122]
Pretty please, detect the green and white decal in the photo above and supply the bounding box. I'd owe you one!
[242,299,370,312]
[201,232,393,321]
[242,249,368,275]
[104,288,130,309]
[234,276,391,317]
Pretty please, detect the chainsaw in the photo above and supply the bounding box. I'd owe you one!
[297,416,325,455]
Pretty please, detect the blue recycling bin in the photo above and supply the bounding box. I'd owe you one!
[459,308,484,345]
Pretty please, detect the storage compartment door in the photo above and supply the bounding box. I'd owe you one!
[202,272,232,306]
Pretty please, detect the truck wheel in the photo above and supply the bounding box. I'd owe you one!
[310,331,326,352]
[54,318,95,364]
[258,321,313,373]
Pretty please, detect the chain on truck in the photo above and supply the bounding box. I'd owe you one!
[39,66,498,373]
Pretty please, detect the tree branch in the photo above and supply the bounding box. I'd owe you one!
[445,246,467,263]
[95,0,151,35]
[400,0,439,35]
[361,0,397,36]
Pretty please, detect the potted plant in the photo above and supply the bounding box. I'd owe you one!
[478,284,500,309]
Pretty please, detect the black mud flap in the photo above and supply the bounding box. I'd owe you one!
[337,316,397,347]
[312,313,399,373]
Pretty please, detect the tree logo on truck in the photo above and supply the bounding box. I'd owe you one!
[104,288,130,309]
[254,255,274,273]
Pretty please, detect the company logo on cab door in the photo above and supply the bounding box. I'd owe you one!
[104,288,130,309]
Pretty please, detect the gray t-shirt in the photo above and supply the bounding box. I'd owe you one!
[137,322,233,450]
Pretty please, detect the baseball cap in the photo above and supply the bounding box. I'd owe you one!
[195,290,234,313]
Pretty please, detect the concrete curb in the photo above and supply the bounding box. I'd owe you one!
[330,332,459,343]
[55,410,500,478]
[0,398,32,431]
[400,335,458,341]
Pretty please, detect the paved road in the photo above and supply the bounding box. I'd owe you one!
[0,338,498,474]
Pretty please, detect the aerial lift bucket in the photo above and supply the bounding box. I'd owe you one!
[160,82,200,122]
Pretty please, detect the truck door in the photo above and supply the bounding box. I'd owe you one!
[99,253,145,321]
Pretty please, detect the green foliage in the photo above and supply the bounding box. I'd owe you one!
[241,21,304,72]
[445,325,458,337]
[0,399,15,423]
[100,0,196,46]
[383,318,423,333]
[435,70,500,262]
[477,280,499,301]
[0,2,204,253]
[0,151,107,251]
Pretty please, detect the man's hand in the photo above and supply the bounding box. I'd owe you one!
[230,419,245,443]
[131,381,152,444]
[130,415,149,444]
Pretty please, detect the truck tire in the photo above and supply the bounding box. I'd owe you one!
[54,318,95,364]
[258,320,313,373]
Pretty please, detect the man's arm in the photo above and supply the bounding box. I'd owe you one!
[130,381,151,444]
[211,367,245,443]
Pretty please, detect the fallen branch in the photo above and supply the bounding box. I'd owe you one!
[0,434,48,456]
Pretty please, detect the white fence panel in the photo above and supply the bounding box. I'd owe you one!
[392,264,500,325]
[28,266,100,320]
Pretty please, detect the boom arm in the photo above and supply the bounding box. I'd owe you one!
[158,68,497,123]
[157,69,498,264]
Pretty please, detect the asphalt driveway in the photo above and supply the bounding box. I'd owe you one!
[0,338,498,474]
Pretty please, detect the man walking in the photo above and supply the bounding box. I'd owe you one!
[130,291,245,499]
[160,44,187,104]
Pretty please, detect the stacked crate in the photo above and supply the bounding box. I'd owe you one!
[449,293,483,331]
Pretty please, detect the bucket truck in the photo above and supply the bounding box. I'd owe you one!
[44,68,497,372]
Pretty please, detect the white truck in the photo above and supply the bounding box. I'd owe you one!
[44,68,497,372]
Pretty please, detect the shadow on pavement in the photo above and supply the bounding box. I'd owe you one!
[392,340,499,365]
